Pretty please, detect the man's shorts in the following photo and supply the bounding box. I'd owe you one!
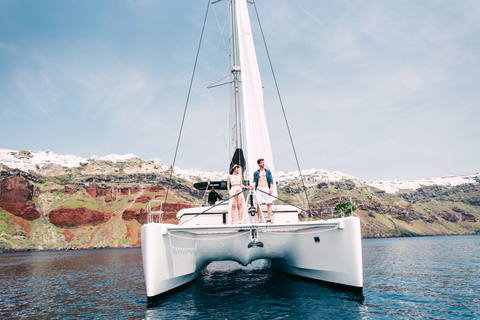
[256,186,273,204]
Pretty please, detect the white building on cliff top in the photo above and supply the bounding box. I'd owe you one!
[1,148,477,194]
[0,148,88,171]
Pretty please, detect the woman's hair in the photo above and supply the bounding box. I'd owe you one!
[230,164,239,174]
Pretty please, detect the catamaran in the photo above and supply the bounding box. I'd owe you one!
[141,0,363,302]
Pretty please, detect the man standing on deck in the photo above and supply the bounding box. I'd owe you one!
[208,186,222,206]
[252,158,274,223]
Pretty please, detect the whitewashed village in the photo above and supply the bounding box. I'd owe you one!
[1,148,477,194]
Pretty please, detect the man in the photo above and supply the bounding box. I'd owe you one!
[252,158,274,223]
[208,187,222,206]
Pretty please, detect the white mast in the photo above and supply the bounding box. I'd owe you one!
[229,0,242,155]
[215,0,276,196]
[227,0,246,177]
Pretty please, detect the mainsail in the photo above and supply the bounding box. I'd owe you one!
[235,0,277,197]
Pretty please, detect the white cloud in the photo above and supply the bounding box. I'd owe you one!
[1,0,479,181]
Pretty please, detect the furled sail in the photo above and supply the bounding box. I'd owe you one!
[235,0,277,197]
[229,148,246,174]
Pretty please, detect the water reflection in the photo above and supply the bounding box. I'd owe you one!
[0,248,146,319]
[1,236,479,319]
[145,260,368,319]
[362,236,480,319]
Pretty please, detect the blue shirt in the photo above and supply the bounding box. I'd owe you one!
[253,168,273,189]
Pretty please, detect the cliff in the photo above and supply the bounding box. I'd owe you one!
[1,159,479,252]
[0,159,199,251]
[280,179,480,238]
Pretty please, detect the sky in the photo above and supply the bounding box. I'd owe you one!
[1,0,479,182]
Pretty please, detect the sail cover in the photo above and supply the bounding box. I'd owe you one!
[235,0,277,197]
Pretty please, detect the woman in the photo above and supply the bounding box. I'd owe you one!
[227,164,249,224]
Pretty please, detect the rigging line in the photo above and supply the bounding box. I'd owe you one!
[209,73,231,87]
[259,226,339,235]
[252,0,312,213]
[255,188,318,218]
[208,28,223,84]
[208,8,229,155]
[181,189,244,225]
[209,5,228,85]
[165,0,211,204]
[212,2,229,56]
[207,89,230,154]
[169,231,248,241]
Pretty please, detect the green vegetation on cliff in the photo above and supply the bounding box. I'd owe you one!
[279,180,480,238]
[1,160,479,252]
[0,159,199,251]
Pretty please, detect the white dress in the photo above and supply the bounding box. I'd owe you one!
[228,174,247,224]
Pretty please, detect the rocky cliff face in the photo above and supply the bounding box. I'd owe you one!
[78,158,164,176]
[122,157,164,175]
[1,161,479,252]
[37,163,66,176]
[280,180,480,239]
[122,203,193,225]
[0,176,40,221]
[0,161,199,251]
[49,207,107,228]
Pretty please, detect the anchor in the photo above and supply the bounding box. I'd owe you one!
[247,226,263,248]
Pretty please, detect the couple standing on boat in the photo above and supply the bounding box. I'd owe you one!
[227,158,273,224]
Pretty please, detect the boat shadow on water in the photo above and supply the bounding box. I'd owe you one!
[145,260,365,317]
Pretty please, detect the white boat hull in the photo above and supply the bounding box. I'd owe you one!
[141,216,363,302]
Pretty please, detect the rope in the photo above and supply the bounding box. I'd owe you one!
[165,0,211,204]
[207,89,230,154]
[169,225,338,240]
[169,230,249,241]
[255,188,320,219]
[208,3,230,155]
[181,189,245,225]
[252,1,312,213]
[211,2,229,55]
[259,226,339,235]
[180,187,321,225]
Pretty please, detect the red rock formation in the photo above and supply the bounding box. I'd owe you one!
[104,193,116,203]
[120,186,142,195]
[149,185,164,193]
[123,208,148,224]
[122,202,192,224]
[163,203,193,220]
[0,176,40,221]
[49,207,105,228]
[85,184,98,198]
[62,229,75,243]
[10,214,32,237]
[61,186,77,195]
[135,193,151,204]
[98,186,120,201]
[85,184,153,199]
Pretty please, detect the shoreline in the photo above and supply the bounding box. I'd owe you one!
[2,233,479,254]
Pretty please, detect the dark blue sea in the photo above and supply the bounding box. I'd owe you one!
[1,235,479,319]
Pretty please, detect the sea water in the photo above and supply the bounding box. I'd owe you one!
[1,235,479,319]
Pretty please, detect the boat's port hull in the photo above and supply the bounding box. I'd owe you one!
[141,217,363,301]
